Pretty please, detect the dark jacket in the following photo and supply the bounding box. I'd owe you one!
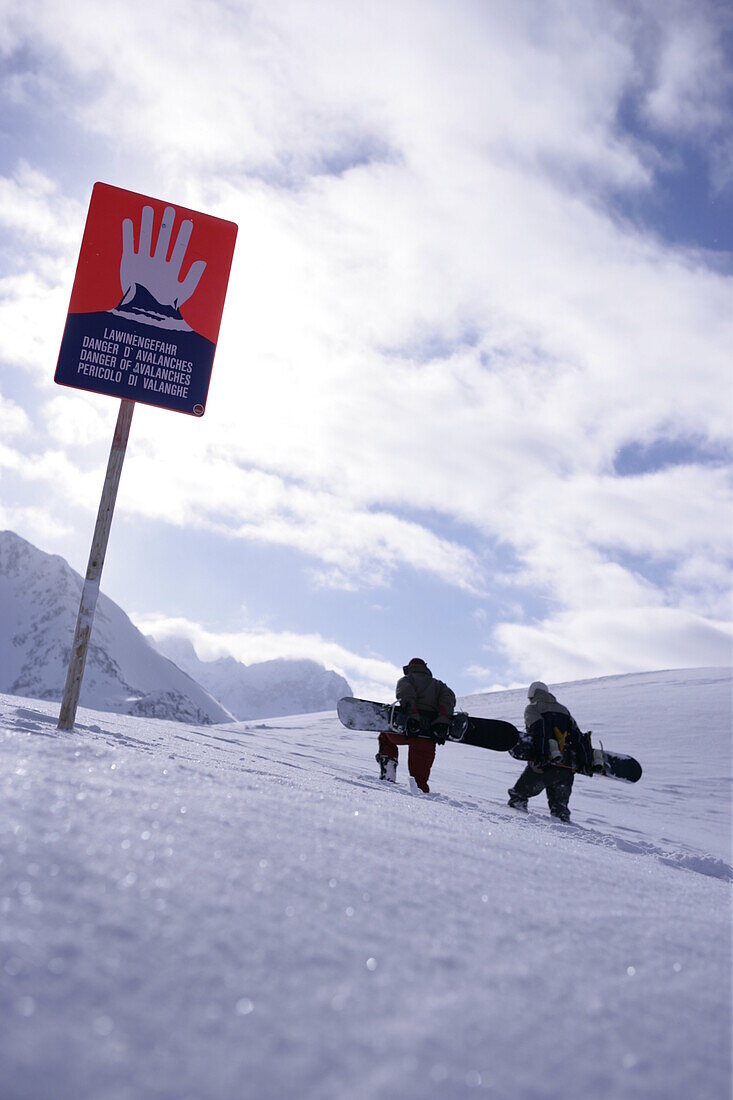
[512,687,583,766]
[524,687,574,738]
[396,659,455,718]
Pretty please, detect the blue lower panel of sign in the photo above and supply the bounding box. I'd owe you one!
[55,310,216,416]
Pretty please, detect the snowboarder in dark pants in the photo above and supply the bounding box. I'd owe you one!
[508,681,583,822]
[377,658,456,793]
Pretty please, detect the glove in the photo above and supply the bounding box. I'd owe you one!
[431,717,449,744]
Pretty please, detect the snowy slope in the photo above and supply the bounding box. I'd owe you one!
[156,636,352,719]
[0,531,232,724]
[0,668,730,1100]
[458,667,731,866]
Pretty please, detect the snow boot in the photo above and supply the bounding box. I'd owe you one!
[408,776,431,796]
[376,753,397,782]
[507,788,528,812]
[550,807,571,823]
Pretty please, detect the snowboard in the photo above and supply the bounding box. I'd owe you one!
[337,697,519,752]
[574,747,642,783]
[510,735,642,783]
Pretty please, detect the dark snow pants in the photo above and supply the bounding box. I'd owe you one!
[378,731,436,793]
[510,764,574,816]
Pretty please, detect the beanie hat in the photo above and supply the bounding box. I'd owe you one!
[403,657,430,675]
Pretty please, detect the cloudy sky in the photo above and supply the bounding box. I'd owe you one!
[1,0,731,698]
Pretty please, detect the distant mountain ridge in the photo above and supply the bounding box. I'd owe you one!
[153,636,352,720]
[0,530,352,724]
[0,531,232,723]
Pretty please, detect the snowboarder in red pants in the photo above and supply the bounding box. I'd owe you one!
[377,658,456,793]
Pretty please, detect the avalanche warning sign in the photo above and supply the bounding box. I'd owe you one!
[55,182,238,417]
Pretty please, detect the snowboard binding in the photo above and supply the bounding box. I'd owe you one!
[337,696,520,754]
[388,703,469,743]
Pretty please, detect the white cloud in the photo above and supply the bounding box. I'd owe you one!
[0,499,74,545]
[495,606,732,683]
[0,0,730,682]
[462,666,526,695]
[136,612,400,699]
[494,465,732,616]
[0,0,653,188]
[0,391,31,437]
[641,11,731,136]
[113,431,485,592]
[43,393,118,447]
[0,270,71,378]
[0,162,84,252]
[671,556,733,619]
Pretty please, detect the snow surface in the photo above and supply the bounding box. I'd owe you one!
[0,667,730,1100]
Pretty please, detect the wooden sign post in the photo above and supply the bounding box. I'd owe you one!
[58,399,134,730]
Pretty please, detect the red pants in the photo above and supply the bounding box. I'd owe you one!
[378,731,436,793]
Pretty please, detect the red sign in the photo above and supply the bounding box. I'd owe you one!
[55,183,238,416]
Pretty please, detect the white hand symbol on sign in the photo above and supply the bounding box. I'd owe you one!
[120,205,207,309]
